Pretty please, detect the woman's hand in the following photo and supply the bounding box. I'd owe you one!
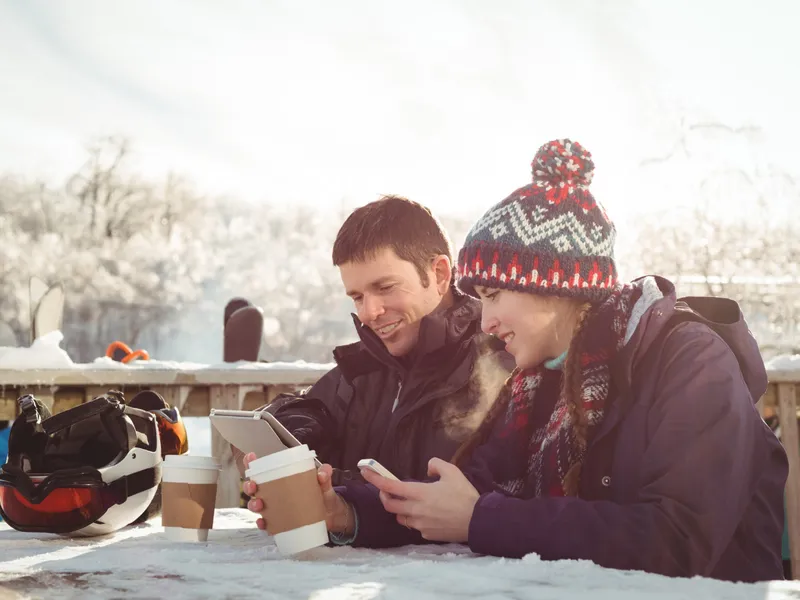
[361,457,480,543]
[242,454,354,535]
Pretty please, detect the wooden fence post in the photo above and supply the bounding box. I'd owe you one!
[210,385,242,509]
[778,383,800,579]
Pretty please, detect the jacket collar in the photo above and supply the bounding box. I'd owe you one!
[333,289,482,381]
[596,274,767,445]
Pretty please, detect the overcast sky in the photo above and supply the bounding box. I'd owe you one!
[0,0,797,223]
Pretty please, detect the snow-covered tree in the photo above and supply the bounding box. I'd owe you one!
[630,121,800,357]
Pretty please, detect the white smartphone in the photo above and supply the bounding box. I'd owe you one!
[357,458,400,481]
[209,408,322,467]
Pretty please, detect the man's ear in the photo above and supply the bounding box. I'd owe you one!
[431,255,452,295]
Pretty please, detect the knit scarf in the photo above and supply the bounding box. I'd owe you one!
[496,283,639,498]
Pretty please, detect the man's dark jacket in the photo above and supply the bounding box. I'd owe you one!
[268,291,514,485]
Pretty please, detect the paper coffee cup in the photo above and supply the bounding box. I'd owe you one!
[161,455,221,542]
[245,445,328,555]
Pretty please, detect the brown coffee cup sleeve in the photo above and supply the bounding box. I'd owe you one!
[162,482,217,530]
[256,469,326,535]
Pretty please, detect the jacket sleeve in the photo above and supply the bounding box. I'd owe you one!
[336,482,425,548]
[263,367,353,467]
[467,324,788,578]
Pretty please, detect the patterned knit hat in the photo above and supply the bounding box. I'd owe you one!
[457,139,616,301]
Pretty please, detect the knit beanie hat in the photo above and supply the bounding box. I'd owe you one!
[457,139,617,302]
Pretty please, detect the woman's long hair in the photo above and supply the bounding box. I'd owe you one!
[453,301,594,495]
[561,302,592,495]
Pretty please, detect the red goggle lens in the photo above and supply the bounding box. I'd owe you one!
[0,484,114,532]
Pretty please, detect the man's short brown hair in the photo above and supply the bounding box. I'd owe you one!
[332,195,453,286]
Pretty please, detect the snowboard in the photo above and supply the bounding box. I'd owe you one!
[28,276,49,337]
[222,297,267,507]
[224,297,252,327]
[29,276,65,344]
[0,322,16,347]
[223,297,265,363]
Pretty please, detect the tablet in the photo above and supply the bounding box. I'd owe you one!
[209,408,322,467]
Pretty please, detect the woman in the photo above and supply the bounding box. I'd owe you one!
[244,139,788,582]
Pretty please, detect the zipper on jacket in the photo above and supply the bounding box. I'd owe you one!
[391,379,403,413]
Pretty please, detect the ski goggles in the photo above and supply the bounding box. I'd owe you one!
[0,394,159,533]
[0,465,157,533]
[122,390,189,458]
[152,405,188,457]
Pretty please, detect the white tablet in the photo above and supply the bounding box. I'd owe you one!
[209,408,322,467]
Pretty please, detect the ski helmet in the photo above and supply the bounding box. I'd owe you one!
[0,392,162,536]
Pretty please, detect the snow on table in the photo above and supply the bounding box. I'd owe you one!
[0,510,797,600]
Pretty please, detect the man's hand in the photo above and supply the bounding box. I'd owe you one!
[361,457,479,543]
[242,453,354,535]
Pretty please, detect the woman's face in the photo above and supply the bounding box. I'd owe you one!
[475,286,580,369]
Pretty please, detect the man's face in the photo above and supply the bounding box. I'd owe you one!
[339,247,447,357]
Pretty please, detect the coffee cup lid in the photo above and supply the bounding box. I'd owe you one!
[164,455,221,470]
[245,444,316,478]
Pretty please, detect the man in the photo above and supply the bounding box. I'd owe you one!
[236,195,513,485]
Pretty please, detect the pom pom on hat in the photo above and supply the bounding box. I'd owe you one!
[532,139,595,187]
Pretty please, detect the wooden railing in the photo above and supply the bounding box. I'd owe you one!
[0,364,330,515]
[0,365,798,578]
[759,371,800,579]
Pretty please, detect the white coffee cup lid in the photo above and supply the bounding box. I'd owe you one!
[164,455,221,470]
[245,444,317,478]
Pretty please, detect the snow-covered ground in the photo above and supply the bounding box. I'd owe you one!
[1,509,798,600]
